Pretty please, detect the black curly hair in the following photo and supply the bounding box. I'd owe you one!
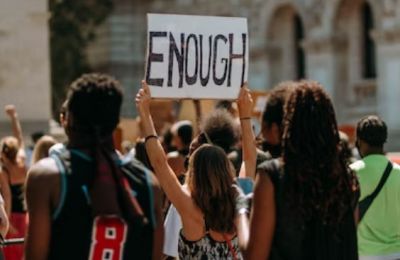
[262,81,296,128]
[200,109,238,153]
[66,73,123,137]
[282,80,356,224]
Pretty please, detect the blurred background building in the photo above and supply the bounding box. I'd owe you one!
[1,0,400,150]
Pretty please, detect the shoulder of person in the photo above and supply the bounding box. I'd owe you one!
[349,159,365,172]
[28,157,59,182]
[391,161,400,172]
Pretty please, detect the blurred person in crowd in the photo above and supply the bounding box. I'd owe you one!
[136,81,254,259]
[351,115,400,260]
[259,81,295,158]
[167,121,193,180]
[25,131,45,168]
[233,81,295,179]
[120,140,134,159]
[160,128,176,154]
[0,105,28,260]
[30,135,57,165]
[25,73,163,259]
[134,138,153,171]
[0,193,9,260]
[339,130,356,165]
[243,81,359,259]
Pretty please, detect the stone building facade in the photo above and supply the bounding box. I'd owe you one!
[2,0,400,149]
[88,0,400,149]
[0,0,51,140]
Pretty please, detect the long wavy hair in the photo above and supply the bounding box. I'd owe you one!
[281,80,355,224]
[186,144,237,233]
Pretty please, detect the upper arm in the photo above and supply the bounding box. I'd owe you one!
[0,170,11,216]
[145,140,194,216]
[150,174,164,260]
[0,194,9,237]
[25,162,54,260]
[243,172,276,260]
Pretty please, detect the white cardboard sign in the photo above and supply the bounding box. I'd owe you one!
[145,13,248,99]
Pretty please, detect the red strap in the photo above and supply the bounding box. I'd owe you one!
[223,234,238,260]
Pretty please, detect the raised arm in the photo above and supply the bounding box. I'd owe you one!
[192,100,202,135]
[5,105,24,149]
[135,81,194,216]
[237,84,257,179]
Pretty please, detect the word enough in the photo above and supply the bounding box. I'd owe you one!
[146,31,247,88]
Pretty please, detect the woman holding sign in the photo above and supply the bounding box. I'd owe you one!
[136,81,253,259]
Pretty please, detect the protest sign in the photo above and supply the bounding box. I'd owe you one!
[145,13,248,99]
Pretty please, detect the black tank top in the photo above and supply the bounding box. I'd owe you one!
[47,147,156,260]
[3,168,26,213]
[10,184,25,213]
[257,159,359,260]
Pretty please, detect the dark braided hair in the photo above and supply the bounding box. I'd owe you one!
[66,73,144,222]
[282,80,355,225]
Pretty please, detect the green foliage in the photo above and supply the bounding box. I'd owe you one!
[49,0,113,118]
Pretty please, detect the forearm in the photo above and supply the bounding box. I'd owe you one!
[10,114,24,148]
[140,111,169,173]
[239,119,257,179]
[235,213,249,252]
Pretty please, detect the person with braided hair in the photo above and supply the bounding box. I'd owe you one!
[25,73,163,260]
[242,80,359,259]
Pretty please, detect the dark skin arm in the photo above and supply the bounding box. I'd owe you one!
[25,158,59,260]
[241,172,276,259]
[151,174,164,260]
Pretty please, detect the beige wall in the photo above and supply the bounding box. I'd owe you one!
[0,0,51,125]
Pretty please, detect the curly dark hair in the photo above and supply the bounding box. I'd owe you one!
[200,109,238,153]
[282,80,355,224]
[67,73,123,136]
[262,81,296,128]
[356,115,387,147]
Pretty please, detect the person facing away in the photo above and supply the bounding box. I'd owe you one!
[350,115,400,260]
[25,73,164,260]
[243,80,359,260]
[136,81,253,259]
[259,81,295,158]
[167,120,193,179]
[0,105,28,260]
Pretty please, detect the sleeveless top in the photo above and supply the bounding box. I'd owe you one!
[178,226,242,259]
[3,168,26,213]
[257,159,359,260]
[10,184,25,213]
[47,147,157,260]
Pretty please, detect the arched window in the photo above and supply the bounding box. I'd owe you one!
[362,2,376,78]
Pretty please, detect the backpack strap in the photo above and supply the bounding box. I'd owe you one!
[359,161,393,222]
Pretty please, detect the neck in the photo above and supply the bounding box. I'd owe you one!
[67,132,114,151]
[362,147,384,158]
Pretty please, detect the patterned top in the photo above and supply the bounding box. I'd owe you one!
[178,230,242,259]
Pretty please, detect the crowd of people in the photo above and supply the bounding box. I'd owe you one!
[0,73,399,260]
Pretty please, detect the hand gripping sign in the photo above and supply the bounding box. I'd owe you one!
[145,13,249,100]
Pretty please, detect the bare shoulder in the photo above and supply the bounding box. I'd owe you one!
[27,157,60,187]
